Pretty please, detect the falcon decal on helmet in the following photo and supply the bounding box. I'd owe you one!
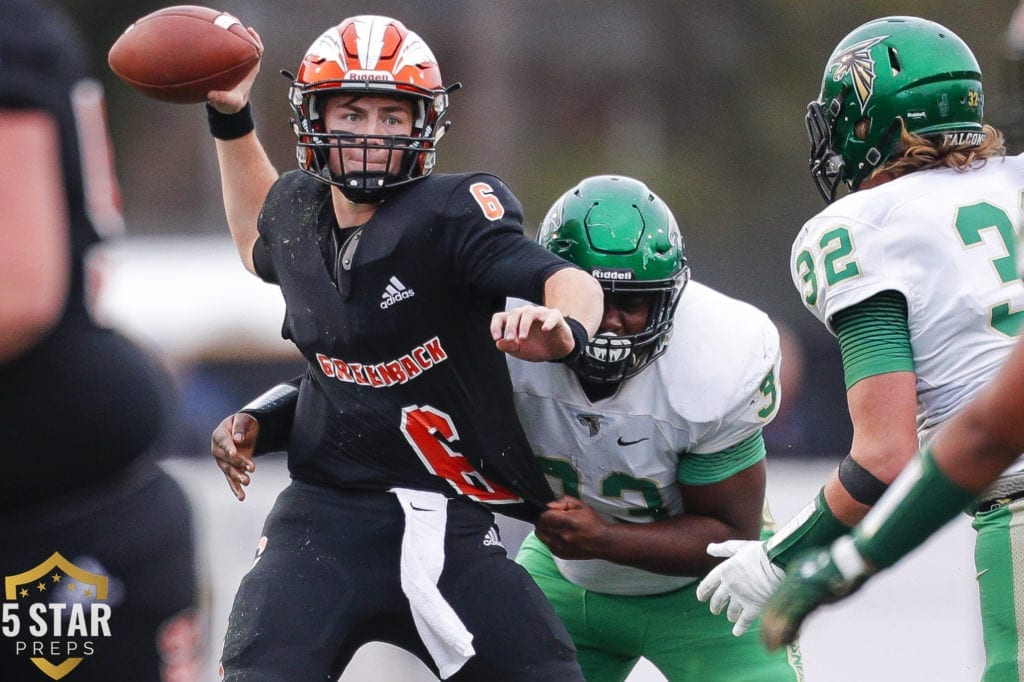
[806,16,984,202]
[829,36,886,110]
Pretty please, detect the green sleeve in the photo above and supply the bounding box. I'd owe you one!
[832,290,914,389]
[852,448,978,570]
[677,430,765,485]
[766,489,850,569]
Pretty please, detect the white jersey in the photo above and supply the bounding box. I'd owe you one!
[507,281,781,595]
[790,154,1024,475]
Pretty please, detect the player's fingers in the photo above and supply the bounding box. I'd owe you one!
[504,309,526,340]
[230,464,251,486]
[535,510,568,535]
[726,597,744,624]
[560,495,584,510]
[733,611,755,637]
[707,585,730,615]
[705,540,742,559]
[494,338,521,356]
[537,307,564,332]
[228,474,247,502]
[213,437,245,469]
[545,496,573,511]
[212,433,236,460]
[247,27,264,52]
[695,572,718,602]
[514,308,539,339]
[489,312,507,341]
[215,460,246,501]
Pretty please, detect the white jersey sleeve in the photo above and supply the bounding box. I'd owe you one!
[790,154,1024,453]
[506,282,781,595]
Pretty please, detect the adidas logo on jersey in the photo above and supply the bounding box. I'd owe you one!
[482,527,504,549]
[380,276,415,309]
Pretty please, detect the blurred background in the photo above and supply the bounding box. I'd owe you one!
[58,0,1024,461]
[44,1,1023,679]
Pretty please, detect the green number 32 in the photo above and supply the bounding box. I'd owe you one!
[797,208,1024,338]
[955,201,1024,337]
[795,226,862,307]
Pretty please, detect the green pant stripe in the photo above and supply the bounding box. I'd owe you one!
[973,499,1024,681]
[1010,504,1024,680]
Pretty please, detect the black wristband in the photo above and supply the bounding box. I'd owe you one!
[206,102,255,140]
[553,316,589,365]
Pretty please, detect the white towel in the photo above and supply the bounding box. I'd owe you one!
[391,488,475,678]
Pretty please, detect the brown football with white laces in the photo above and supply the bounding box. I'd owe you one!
[108,5,261,104]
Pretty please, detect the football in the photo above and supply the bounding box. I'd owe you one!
[108,5,261,104]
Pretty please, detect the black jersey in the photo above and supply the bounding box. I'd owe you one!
[0,1,171,507]
[255,170,572,520]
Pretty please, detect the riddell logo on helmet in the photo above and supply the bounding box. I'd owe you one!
[347,70,393,82]
[591,268,634,281]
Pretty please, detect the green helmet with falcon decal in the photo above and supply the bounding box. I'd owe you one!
[538,175,689,384]
[807,16,984,202]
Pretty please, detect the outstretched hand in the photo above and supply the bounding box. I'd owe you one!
[211,412,259,501]
[491,305,576,362]
[695,540,785,637]
[760,537,872,650]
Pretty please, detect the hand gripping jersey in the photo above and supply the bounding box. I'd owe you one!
[791,154,1024,474]
[254,170,569,521]
[507,281,782,594]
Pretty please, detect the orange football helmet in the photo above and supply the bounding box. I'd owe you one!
[288,15,456,202]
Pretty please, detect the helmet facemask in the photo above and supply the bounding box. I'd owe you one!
[577,273,689,384]
[805,88,847,203]
[805,86,903,203]
[290,85,448,203]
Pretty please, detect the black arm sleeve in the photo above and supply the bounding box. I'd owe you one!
[239,375,302,455]
[252,236,278,284]
[442,174,578,303]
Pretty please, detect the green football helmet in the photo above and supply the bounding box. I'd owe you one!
[538,175,689,384]
[807,16,984,202]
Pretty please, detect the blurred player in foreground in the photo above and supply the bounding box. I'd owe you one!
[205,13,601,681]
[0,1,203,680]
[695,16,1024,680]
[509,175,803,681]
[760,330,1024,651]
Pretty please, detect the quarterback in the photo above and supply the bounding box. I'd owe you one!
[204,14,600,681]
[510,175,804,681]
[696,16,1024,680]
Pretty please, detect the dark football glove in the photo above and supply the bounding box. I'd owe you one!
[760,536,873,651]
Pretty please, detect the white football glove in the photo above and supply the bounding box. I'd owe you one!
[695,540,785,637]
